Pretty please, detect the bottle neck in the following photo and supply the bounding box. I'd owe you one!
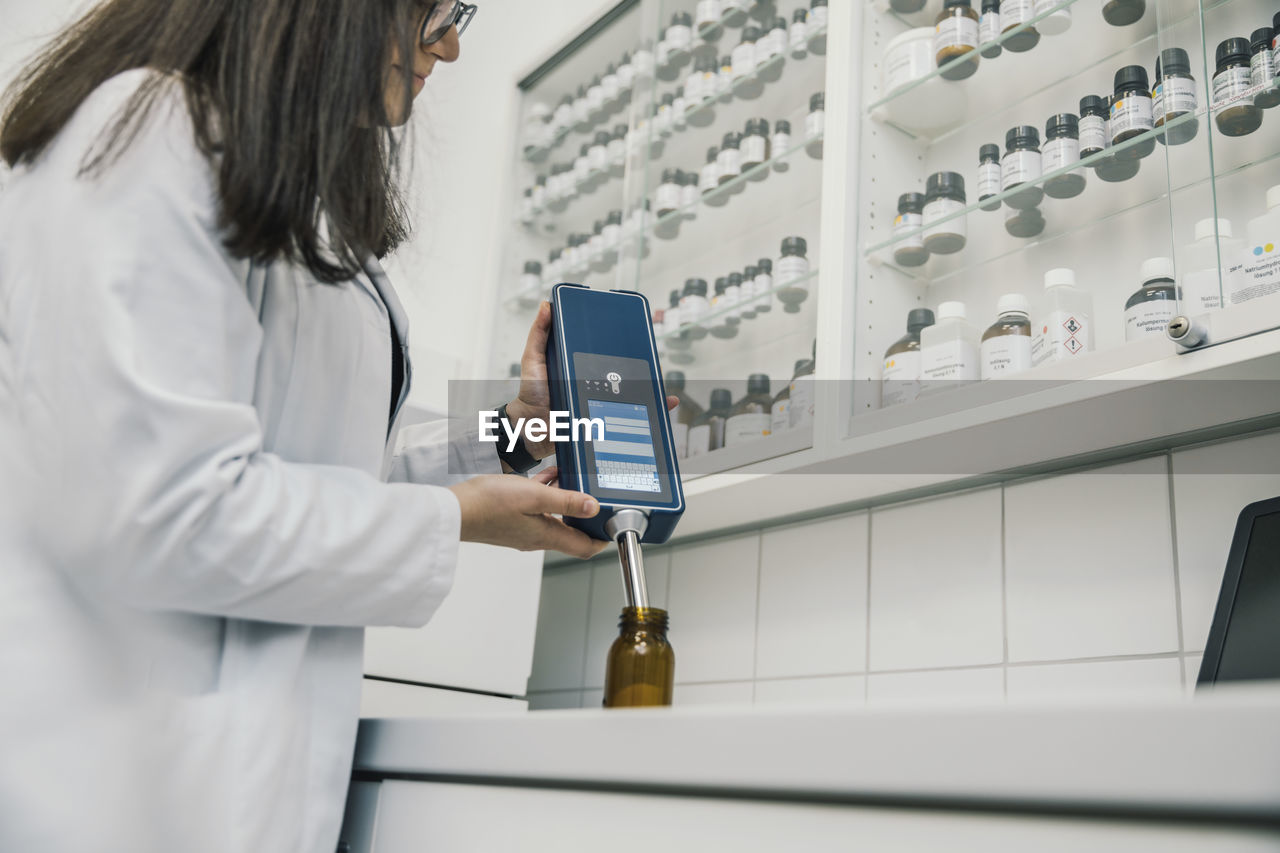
[619,606,669,633]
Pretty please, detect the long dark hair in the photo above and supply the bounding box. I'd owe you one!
[1,0,422,283]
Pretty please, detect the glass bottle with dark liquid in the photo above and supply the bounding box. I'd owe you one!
[603,607,675,707]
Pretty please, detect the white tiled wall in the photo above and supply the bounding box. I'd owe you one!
[527,428,1280,710]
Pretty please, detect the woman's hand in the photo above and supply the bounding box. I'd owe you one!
[505,302,679,461]
[448,466,609,559]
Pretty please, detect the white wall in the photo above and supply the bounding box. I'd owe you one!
[0,0,617,410]
[527,426,1280,710]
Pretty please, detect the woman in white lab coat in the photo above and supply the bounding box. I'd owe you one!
[0,2,610,851]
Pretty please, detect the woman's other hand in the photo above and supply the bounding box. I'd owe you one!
[448,467,609,559]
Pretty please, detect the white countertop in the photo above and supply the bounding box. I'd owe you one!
[353,684,1280,823]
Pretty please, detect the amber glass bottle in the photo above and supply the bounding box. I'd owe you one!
[603,607,675,707]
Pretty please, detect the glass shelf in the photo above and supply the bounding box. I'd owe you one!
[655,266,821,342]
[866,0,1079,115]
[863,109,1201,258]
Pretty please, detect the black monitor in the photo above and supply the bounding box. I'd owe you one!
[1197,495,1280,687]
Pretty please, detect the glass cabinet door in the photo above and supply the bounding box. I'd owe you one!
[851,0,1280,431]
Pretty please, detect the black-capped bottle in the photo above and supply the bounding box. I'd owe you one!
[1250,29,1280,109]
[665,370,704,459]
[1042,113,1085,199]
[688,388,733,456]
[934,0,981,80]
[977,143,1002,211]
[979,0,1002,59]
[772,120,792,172]
[1094,95,1142,182]
[1004,205,1045,239]
[806,92,825,159]
[776,236,812,310]
[882,308,936,407]
[923,171,967,254]
[1101,0,1145,26]
[1111,65,1155,160]
[679,278,710,340]
[1154,48,1200,145]
[1001,125,1044,210]
[725,374,773,447]
[603,607,674,708]
[1078,94,1110,159]
[1214,37,1262,136]
[742,118,771,177]
[666,289,691,355]
[1125,257,1181,341]
[702,145,728,207]
[717,131,743,184]
[894,192,930,267]
[709,277,739,339]
[1000,0,1040,52]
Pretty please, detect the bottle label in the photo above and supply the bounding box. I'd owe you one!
[601,74,620,100]
[717,148,742,177]
[1213,66,1252,108]
[666,306,682,329]
[754,273,773,305]
[809,5,828,28]
[1002,0,1035,25]
[980,334,1033,378]
[771,400,790,433]
[681,294,710,323]
[589,146,608,171]
[617,63,635,90]
[695,0,720,28]
[687,424,711,457]
[1124,300,1176,341]
[789,376,815,427]
[1231,252,1280,304]
[723,0,750,12]
[1034,309,1091,364]
[894,211,925,249]
[934,16,979,54]
[656,183,681,213]
[806,109,825,140]
[632,49,655,78]
[1001,148,1042,188]
[1042,136,1079,172]
[1110,93,1154,138]
[586,85,604,112]
[790,22,808,52]
[1182,269,1222,313]
[921,339,980,382]
[1079,114,1108,153]
[977,162,1002,198]
[685,72,705,102]
[776,255,811,287]
[700,161,720,192]
[882,350,922,407]
[764,28,787,60]
[739,277,755,306]
[923,197,966,239]
[1251,50,1277,90]
[731,43,756,81]
[671,419,689,458]
[1156,76,1198,118]
[772,132,791,156]
[724,412,771,446]
[742,135,768,165]
[979,10,1001,43]
[885,39,933,92]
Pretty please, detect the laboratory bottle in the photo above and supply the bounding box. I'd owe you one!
[574,143,594,191]
[725,374,773,446]
[1243,184,1280,304]
[980,293,1033,379]
[634,40,657,81]
[531,174,547,210]
[656,169,682,218]
[923,171,968,255]
[742,118,771,177]
[717,131,743,185]
[1001,125,1044,210]
[776,236,811,310]
[1042,113,1085,199]
[725,271,745,324]
[1213,38,1262,137]
[733,27,765,100]
[519,187,535,225]
[680,278,711,340]
[1000,0,1040,52]
[754,258,774,313]
[892,0,927,13]
[1034,267,1093,364]
[920,301,981,389]
[806,92,825,159]
[601,63,621,107]
[701,145,727,206]
[770,360,804,433]
[665,371,704,459]
[1005,205,1045,238]
[586,75,605,119]
[1111,65,1155,160]
[688,388,733,456]
[572,84,591,131]
[935,0,981,80]
[686,55,719,124]
[616,50,636,92]
[1250,28,1280,109]
[1078,95,1109,159]
[760,17,788,82]
[977,143,1002,211]
[1093,95,1142,182]
[1101,0,1144,26]
[789,352,816,428]
[551,94,573,137]
[1182,218,1244,313]
[1125,257,1181,342]
[809,0,829,56]
[517,261,542,308]
[680,171,700,221]
[666,289,690,353]
[789,8,809,60]
[710,275,742,339]
[695,0,724,44]
[1034,0,1071,36]
[772,120,792,171]
[718,54,735,102]
[608,124,628,174]
[665,12,695,73]
[603,607,674,708]
[722,0,751,28]
[1153,48,1200,145]
[882,308,936,407]
[979,0,1002,59]
[656,92,676,138]
[894,192,930,267]
[673,86,689,133]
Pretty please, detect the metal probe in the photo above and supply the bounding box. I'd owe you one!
[604,509,650,609]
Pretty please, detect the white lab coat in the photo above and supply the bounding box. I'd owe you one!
[0,69,499,853]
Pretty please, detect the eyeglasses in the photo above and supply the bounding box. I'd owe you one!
[420,0,477,46]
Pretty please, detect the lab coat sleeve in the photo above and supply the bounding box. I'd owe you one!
[389,417,503,485]
[19,71,458,629]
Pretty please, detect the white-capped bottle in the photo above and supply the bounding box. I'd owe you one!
[1033,268,1093,365]
[1242,184,1280,304]
[1182,218,1244,313]
[920,301,981,391]
[980,293,1033,379]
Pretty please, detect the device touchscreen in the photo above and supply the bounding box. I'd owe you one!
[587,400,661,493]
